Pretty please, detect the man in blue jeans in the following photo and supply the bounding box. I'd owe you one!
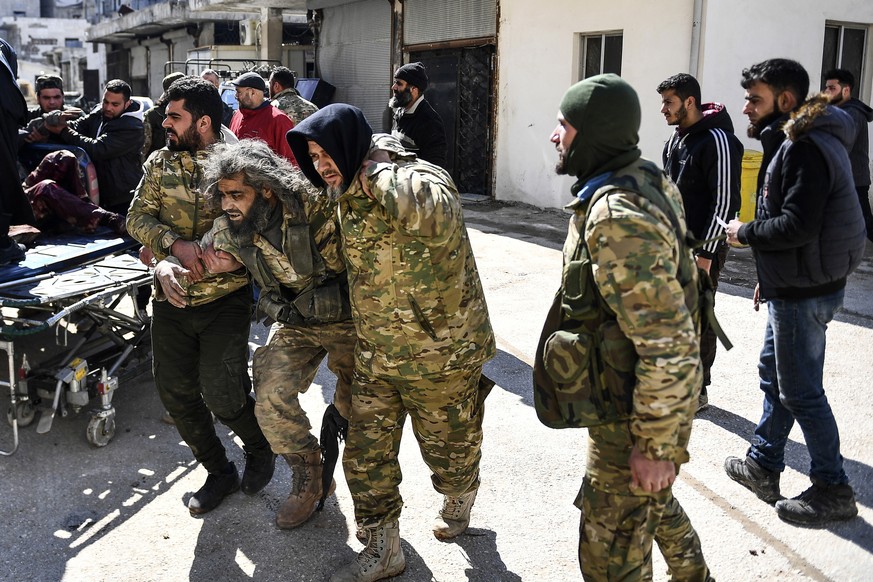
[724,58,866,526]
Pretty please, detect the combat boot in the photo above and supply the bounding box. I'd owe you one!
[276,451,334,529]
[775,479,858,526]
[188,462,240,515]
[433,488,478,540]
[724,455,782,504]
[330,521,406,582]
[241,447,276,495]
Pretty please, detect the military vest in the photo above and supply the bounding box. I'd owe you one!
[534,159,730,429]
[237,211,351,326]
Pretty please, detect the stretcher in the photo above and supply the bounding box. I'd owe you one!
[0,231,152,455]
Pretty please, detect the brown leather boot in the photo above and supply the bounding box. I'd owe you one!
[276,450,335,529]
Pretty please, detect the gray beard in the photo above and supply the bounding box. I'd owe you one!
[325,185,344,201]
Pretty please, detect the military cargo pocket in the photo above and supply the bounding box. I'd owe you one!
[543,330,593,387]
[562,258,599,319]
[599,321,637,373]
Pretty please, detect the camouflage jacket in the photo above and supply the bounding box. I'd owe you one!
[271,88,318,126]
[126,148,248,307]
[565,160,701,464]
[211,190,345,293]
[337,151,495,377]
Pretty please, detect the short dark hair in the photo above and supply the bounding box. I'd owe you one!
[35,75,64,96]
[104,79,132,101]
[656,73,701,109]
[165,77,223,138]
[824,68,854,89]
[269,66,296,89]
[741,58,809,105]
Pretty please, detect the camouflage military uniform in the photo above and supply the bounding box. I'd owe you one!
[271,88,318,126]
[209,189,356,455]
[337,151,495,527]
[127,148,271,474]
[564,164,710,581]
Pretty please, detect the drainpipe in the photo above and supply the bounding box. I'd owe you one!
[689,0,704,77]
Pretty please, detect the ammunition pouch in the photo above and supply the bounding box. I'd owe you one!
[257,277,351,327]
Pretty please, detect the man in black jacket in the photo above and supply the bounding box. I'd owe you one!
[46,79,144,214]
[658,73,743,411]
[724,58,865,527]
[824,68,873,243]
[389,62,447,168]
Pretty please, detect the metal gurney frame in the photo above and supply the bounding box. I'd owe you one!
[0,233,152,455]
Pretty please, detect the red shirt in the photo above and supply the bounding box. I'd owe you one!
[229,102,297,165]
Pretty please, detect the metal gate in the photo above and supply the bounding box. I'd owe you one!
[412,45,494,196]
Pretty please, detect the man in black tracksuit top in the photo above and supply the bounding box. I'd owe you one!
[658,73,742,410]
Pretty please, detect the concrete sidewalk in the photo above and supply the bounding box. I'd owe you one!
[0,199,871,581]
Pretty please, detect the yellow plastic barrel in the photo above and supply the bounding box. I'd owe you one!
[740,150,763,222]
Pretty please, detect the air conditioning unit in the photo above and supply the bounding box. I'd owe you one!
[239,19,260,46]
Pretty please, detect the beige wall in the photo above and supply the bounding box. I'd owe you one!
[495,0,695,209]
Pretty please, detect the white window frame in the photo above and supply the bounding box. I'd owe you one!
[577,31,623,81]
[822,22,869,101]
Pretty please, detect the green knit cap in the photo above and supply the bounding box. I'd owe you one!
[560,73,641,193]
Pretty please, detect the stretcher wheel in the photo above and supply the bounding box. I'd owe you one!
[86,414,116,447]
[7,402,36,427]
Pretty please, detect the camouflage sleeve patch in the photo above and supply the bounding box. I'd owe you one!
[363,160,460,244]
[126,157,176,258]
[585,189,700,464]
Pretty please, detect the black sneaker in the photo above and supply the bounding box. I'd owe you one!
[724,456,783,504]
[241,449,276,495]
[188,462,240,515]
[776,481,858,526]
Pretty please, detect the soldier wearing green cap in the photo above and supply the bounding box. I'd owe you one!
[545,74,713,581]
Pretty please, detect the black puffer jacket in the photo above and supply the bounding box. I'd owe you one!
[59,99,145,212]
[841,97,873,188]
[738,97,866,299]
[662,103,743,258]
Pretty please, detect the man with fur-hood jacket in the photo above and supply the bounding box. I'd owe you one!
[46,79,144,214]
[658,73,743,410]
[725,59,865,528]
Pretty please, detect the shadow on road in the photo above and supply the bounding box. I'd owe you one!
[483,350,533,407]
[452,527,523,581]
[698,405,873,553]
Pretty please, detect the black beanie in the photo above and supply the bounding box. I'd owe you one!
[394,62,428,92]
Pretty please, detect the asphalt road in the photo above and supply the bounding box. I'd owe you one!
[0,199,871,581]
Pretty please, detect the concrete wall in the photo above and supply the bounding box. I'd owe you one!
[0,0,38,17]
[495,0,695,209]
[0,17,87,90]
[495,0,873,210]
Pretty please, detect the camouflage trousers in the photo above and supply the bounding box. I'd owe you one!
[252,320,356,455]
[576,422,711,582]
[343,366,486,528]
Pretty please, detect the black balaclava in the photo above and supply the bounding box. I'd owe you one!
[560,73,641,195]
[286,103,373,192]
